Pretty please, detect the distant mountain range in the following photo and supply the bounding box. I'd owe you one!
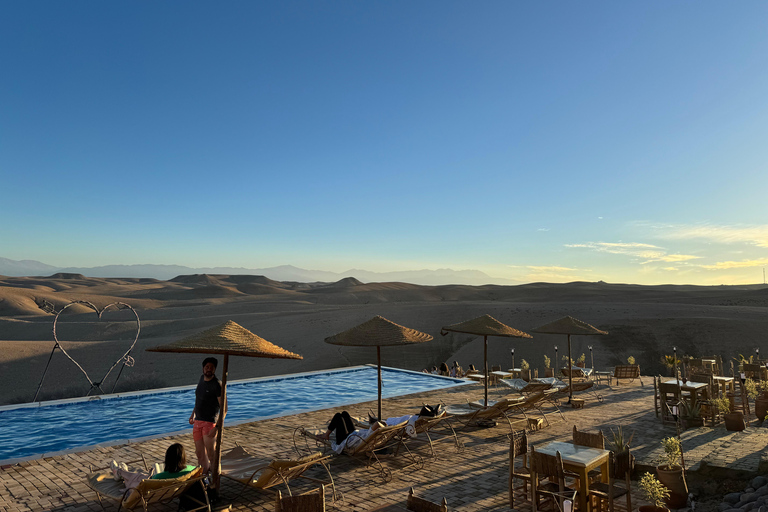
[0,257,516,286]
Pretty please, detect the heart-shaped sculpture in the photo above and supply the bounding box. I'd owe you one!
[34,300,141,401]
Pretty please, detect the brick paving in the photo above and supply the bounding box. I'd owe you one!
[2,376,768,511]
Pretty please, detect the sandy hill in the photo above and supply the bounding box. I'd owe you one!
[0,274,766,405]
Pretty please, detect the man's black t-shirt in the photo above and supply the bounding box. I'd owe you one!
[194,375,222,423]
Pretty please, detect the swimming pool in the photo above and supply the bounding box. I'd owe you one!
[0,366,466,463]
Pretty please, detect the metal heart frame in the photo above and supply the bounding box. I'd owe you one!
[33,300,141,402]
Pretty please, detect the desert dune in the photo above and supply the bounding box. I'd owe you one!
[1,273,766,405]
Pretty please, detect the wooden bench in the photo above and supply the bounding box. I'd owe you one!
[613,365,643,386]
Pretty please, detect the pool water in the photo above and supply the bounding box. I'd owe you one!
[0,366,465,462]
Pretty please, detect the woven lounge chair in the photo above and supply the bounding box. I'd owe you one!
[219,445,335,501]
[552,380,603,403]
[294,420,422,482]
[444,397,527,432]
[499,378,553,396]
[352,411,464,458]
[86,459,209,512]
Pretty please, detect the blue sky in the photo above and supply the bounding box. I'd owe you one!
[2,2,767,285]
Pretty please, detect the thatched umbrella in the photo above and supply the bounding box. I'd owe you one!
[441,315,532,408]
[146,320,302,490]
[325,315,433,420]
[531,316,607,403]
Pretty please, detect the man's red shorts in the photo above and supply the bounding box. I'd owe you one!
[193,420,216,441]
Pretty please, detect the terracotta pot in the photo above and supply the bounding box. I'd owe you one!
[656,465,688,509]
[682,417,703,430]
[521,369,531,382]
[544,368,554,378]
[756,397,768,421]
[576,362,585,368]
[639,506,670,512]
[724,411,746,431]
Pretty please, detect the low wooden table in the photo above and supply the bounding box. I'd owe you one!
[536,441,610,512]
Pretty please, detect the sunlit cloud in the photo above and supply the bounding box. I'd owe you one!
[527,265,581,272]
[525,265,592,283]
[654,223,768,248]
[698,258,768,270]
[566,241,700,265]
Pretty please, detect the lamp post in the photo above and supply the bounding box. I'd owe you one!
[510,348,515,373]
[673,346,678,380]
[588,345,594,370]
[554,345,558,372]
[756,347,760,362]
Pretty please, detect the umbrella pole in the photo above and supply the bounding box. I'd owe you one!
[567,334,573,404]
[377,346,382,421]
[484,335,489,407]
[212,353,228,492]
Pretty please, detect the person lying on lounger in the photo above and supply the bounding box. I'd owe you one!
[318,411,385,454]
[111,443,197,490]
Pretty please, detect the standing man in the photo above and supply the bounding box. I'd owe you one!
[189,357,225,474]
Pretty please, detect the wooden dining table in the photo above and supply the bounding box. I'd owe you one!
[535,441,610,512]
[661,379,709,408]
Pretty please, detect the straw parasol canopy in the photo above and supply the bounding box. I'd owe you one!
[325,315,433,419]
[531,315,607,402]
[147,320,302,491]
[441,314,532,407]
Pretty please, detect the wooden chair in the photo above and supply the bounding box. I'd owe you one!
[572,426,604,484]
[530,446,578,512]
[275,485,325,512]
[590,450,634,512]
[509,429,532,508]
[688,372,716,425]
[406,487,448,512]
[659,381,682,424]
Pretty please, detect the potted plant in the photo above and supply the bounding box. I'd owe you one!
[714,396,745,431]
[543,355,554,378]
[520,359,531,381]
[755,382,768,422]
[576,353,586,368]
[656,436,688,508]
[680,402,702,429]
[609,425,634,453]
[661,355,679,377]
[639,472,671,512]
[744,378,758,416]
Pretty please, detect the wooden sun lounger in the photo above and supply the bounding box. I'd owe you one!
[352,412,464,458]
[219,445,336,502]
[86,459,209,512]
[551,380,603,402]
[444,397,530,432]
[294,420,423,482]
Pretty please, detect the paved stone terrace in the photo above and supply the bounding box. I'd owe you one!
[2,376,768,512]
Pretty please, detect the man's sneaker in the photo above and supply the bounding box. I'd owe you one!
[119,462,129,473]
[110,460,121,481]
